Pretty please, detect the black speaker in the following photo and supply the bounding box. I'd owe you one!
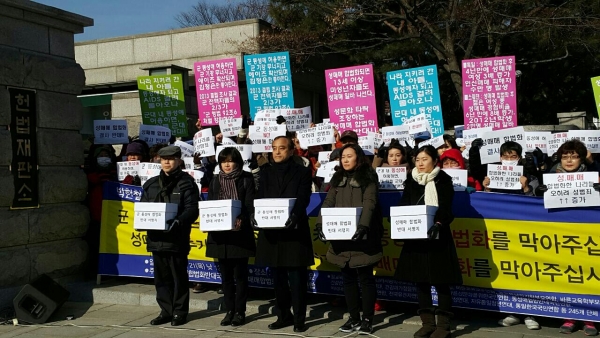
[13,274,70,324]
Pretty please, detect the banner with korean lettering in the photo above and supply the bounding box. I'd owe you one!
[462,56,517,130]
[194,58,242,126]
[387,65,444,137]
[592,76,600,119]
[244,51,294,119]
[325,64,378,136]
[99,182,600,321]
[137,74,188,137]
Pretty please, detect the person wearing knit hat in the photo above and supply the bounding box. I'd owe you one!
[439,148,482,192]
[125,142,145,161]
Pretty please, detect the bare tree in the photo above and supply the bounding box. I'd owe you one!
[176,0,271,27]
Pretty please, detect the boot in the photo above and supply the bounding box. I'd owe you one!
[414,308,436,338]
[430,310,453,338]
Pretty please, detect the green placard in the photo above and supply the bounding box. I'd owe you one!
[592,76,600,119]
[137,74,188,137]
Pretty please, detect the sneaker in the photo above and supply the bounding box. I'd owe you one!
[498,315,521,327]
[358,318,373,335]
[525,316,540,330]
[584,322,598,336]
[339,317,361,333]
[560,319,576,334]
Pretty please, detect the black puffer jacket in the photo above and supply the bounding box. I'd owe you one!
[141,168,200,254]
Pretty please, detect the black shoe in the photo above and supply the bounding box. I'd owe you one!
[150,314,172,325]
[220,311,234,326]
[171,314,187,326]
[358,318,373,335]
[231,312,245,327]
[294,324,307,332]
[339,317,361,332]
[268,317,294,330]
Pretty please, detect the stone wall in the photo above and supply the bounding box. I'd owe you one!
[0,0,93,301]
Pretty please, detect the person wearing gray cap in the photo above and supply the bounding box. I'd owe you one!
[140,145,200,327]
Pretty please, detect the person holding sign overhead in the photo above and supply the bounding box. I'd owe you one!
[315,144,383,335]
[394,145,461,338]
[373,138,409,169]
[205,147,256,327]
[253,136,314,333]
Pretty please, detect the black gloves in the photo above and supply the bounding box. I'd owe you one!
[284,214,298,229]
[404,141,415,158]
[427,222,442,239]
[377,142,387,159]
[315,223,327,242]
[165,219,179,233]
[249,157,259,170]
[471,138,484,149]
[532,147,545,165]
[524,153,537,175]
[351,225,368,241]
[538,184,548,192]
[594,183,600,192]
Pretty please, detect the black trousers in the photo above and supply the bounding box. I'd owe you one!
[272,267,308,325]
[417,283,452,312]
[152,251,190,317]
[218,258,249,313]
[341,264,377,321]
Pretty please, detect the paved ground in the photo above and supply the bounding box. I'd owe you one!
[0,279,589,338]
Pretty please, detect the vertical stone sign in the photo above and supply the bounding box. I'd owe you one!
[137,74,188,137]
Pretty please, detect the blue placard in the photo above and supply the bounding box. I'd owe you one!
[244,51,295,119]
[387,65,444,137]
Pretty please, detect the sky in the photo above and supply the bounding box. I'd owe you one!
[34,0,227,42]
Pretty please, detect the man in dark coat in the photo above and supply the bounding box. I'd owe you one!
[140,146,199,326]
[254,136,314,333]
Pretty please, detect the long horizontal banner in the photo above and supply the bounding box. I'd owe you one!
[99,182,600,321]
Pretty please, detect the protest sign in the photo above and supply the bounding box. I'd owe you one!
[221,137,236,145]
[419,135,445,149]
[216,145,253,171]
[254,110,279,125]
[139,124,171,146]
[387,65,444,137]
[218,118,243,137]
[487,164,523,190]
[358,132,379,155]
[404,113,432,138]
[137,74,187,137]
[194,58,241,126]
[592,76,600,119]
[548,132,569,156]
[316,161,339,183]
[543,172,600,209]
[281,107,312,132]
[325,64,378,136]
[297,124,336,149]
[94,120,129,145]
[463,126,493,149]
[462,56,517,130]
[184,170,204,192]
[183,157,195,170]
[139,163,161,185]
[244,51,294,119]
[173,140,195,158]
[318,151,332,166]
[442,169,468,191]
[454,125,464,138]
[117,161,140,181]
[192,129,215,157]
[525,132,551,153]
[567,130,600,153]
[381,125,412,146]
[376,167,407,190]
[479,127,526,165]
[249,124,287,153]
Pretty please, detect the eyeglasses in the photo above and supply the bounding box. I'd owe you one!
[561,155,580,161]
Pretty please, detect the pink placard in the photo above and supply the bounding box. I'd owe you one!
[325,64,378,136]
[194,58,242,126]
[462,56,517,130]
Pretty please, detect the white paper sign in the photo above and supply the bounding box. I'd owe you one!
[117,161,140,181]
[454,125,464,139]
[405,113,432,136]
[419,135,445,149]
[139,124,171,146]
[297,125,336,149]
[376,167,407,190]
[192,129,216,157]
[173,140,196,158]
[184,169,204,192]
[215,145,253,172]
[94,120,129,145]
[487,164,523,190]
[525,132,551,153]
[442,169,468,191]
[249,124,287,153]
[283,106,312,132]
[382,125,412,146]
[479,127,526,165]
[543,172,600,209]
[219,118,243,137]
[254,110,279,125]
[221,137,236,145]
[139,162,162,186]
[317,161,339,183]
[318,151,332,165]
[568,130,600,153]
[463,127,493,149]
[183,157,195,170]
[547,132,569,156]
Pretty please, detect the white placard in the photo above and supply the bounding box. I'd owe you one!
[487,164,524,190]
[322,207,361,240]
[547,132,569,156]
[249,124,287,153]
[221,137,236,145]
[381,125,412,146]
[215,145,253,172]
[297,125,336,149]
[139,162,162,186]
[316,161,339,183]
[254,110,279,125]
[174,140,196,158]
[463,127,493,149]
[419,135,445,149]
[94,120,129,145]
[318,151,332,165]
[442,169,468,191]
[404,113,432,136]
[184,169,204,192]
[192,129,216,157]
[117,161,140,181]
[479,127,526,165]
[219,118,243,137]
[525,132,551,153]
[139,124,171,146]
[543,172,600,209]
[323,118,330,124]
[358,133,377,155]
[283,106,312,132]
[568,130,600,153]
[454,125,464,139]
[376,167,407,190]
[183,157,195,170]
